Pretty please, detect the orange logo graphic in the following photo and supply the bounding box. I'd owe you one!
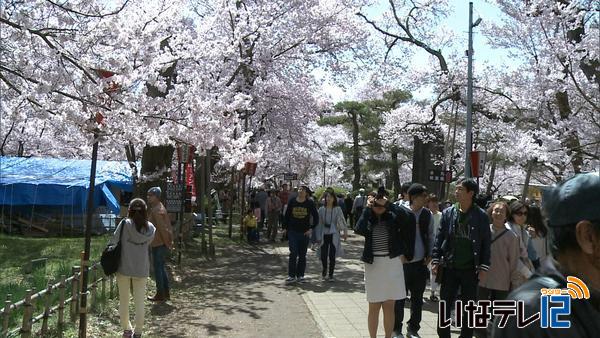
[565,276,590,299]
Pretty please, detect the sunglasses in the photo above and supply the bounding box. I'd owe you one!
[514,211,528,216]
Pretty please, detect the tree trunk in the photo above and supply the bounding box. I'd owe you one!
[350,111,361,191]
[390,147,401,197]
[555,91,584,173]
[486,149,498,197]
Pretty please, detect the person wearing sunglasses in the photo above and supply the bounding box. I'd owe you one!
[354,187,415,338]
[507,200,538,289]
[493,172,600,338]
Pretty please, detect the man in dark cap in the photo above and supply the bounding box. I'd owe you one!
[282,185,319,284]
[493,172,600,338]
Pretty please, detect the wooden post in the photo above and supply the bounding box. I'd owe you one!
[228,167,235,238]
[19,290,33,338]
[91,265,97,311]
[109,274,114,299]
[70,266,80,322]
[57,276,66,337]
[206,152,215,257]
[101,273,106,301]
[240,173,246,240]
[41,282,52,336]
[2,294,12,338]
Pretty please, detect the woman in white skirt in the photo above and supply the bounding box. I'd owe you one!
[354,187,411,338]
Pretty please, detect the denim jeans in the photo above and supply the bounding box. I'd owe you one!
[288,229,310,278]
[395,260,428,333]
[152,245,169,293]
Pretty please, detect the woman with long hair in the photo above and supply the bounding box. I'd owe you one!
[526,204,550,266]
[111,198,156,338]
[354,187,412,338]
[314,191,348,281]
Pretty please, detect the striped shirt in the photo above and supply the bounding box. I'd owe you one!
[372,221,389,255]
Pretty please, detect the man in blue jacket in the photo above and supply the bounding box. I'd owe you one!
[431,178,491,338]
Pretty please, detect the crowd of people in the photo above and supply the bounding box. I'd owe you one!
[107,172,599,338]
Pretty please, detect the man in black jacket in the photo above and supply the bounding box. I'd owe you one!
[492,172,600,338]
[394,183,435,338]
[432,178,491,338]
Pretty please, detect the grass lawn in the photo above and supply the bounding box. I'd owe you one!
[0,233,111,333]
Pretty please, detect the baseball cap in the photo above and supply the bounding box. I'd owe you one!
[147,186,162,198]
[542,172,600,227]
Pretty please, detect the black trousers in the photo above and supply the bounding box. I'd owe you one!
[394,260,428,333]
[438,267,479,338]
[320,234,336,277]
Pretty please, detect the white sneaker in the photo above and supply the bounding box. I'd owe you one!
[298,276,306,283]
[285,276,296,284]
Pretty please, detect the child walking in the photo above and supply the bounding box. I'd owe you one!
[243,208,259,244]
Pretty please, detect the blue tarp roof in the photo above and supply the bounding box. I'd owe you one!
[0,156,134,214]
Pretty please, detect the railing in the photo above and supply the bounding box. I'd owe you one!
[1,263,116,338]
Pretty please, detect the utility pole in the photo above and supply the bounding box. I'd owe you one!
[465,2,481,178]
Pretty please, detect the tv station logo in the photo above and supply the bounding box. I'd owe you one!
[439,276,590,329]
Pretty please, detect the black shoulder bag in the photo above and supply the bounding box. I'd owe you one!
[100,220,125,276]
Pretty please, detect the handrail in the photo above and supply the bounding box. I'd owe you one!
[1,262,115,338]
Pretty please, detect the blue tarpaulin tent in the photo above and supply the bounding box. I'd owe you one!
[0,156,134,215]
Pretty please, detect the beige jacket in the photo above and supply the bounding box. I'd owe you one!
[479,224,520,291]
[149,202,173,249]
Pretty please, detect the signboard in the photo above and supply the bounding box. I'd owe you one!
[428,170,452,183]
[283,173,298,181]
[470,151,487,178]
[166,182,183,212]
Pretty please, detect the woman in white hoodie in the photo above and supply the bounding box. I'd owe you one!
[110,198,156,338]
[314,191,347,281]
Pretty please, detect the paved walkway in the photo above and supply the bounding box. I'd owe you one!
[272,235,459,338]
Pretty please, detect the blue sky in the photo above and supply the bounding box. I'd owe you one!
[322,0,513,102]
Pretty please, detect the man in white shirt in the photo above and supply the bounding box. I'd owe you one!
[394,183,434,338]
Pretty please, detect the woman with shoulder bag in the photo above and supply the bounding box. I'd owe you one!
[354,187,410,338]
[507,201,536,289]
[110,198,156,338]
[314,191,348,282]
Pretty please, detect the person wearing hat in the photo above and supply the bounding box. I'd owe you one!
[352,188,368,224]
[492,172,600,338]
[146,187,174,302]
[282,185,319,284]
[432,178,492,338]
[394,183,435,338]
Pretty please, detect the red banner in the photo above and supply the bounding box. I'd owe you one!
[186,163,196,198]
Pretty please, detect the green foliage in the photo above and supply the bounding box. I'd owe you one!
[322,89,413,188]
[313,186,349,202]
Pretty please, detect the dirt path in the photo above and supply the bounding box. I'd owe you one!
[141,234,323,338]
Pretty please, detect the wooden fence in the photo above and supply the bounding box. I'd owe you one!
[1,263,116,338]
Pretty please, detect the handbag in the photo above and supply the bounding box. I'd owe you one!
[100,220,125,276]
